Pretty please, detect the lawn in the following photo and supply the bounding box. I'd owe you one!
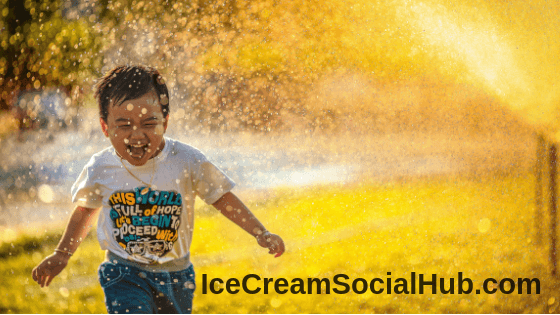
[0,172,556,313]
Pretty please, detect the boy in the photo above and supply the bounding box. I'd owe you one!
[31,65,285,314]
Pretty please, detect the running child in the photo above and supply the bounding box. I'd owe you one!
[31,65,285,314]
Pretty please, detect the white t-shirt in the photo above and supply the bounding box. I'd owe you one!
[71,137,235,266]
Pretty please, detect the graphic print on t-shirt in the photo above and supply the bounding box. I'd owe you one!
[108,187,182,261]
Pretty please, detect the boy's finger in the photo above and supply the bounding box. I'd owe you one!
[274,242,285,257]
[32,268,37,282]
[46,275,54,287]
[278,241,285,252]
[40,274,50,287]
[267,244,276,254]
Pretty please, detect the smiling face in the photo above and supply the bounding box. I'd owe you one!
[100,91,168,166]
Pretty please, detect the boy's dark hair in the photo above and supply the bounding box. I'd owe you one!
[94,65,169,122]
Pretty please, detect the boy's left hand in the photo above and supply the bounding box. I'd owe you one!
[256,232,285,257]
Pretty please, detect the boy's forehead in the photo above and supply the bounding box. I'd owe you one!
[109,93,158,107]
[107,94,162,118]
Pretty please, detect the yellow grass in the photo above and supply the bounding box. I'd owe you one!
[0,173,556,313]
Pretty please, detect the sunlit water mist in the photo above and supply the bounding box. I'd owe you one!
[0,107,505,228]
[0,131,354,194]
[0,116,534,229]
[0,110,361,226]
[401,0,558,131]
[408,1,529,95]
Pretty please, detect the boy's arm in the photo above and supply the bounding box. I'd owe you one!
[212,192,285,257]
[32,206,100,287]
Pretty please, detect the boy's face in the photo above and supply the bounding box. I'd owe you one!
[100,91,168,166]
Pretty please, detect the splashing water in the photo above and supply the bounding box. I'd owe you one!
[399,0,560,135]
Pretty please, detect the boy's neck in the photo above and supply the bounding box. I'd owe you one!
[150,138,166,160]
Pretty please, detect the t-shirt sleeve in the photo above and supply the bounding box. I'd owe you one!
[71,156,104,209]
[190,149,236,205]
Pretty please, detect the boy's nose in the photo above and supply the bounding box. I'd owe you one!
[129,128,146,141]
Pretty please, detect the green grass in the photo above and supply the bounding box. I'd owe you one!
[0,173,557,313]
[0,233,105,313]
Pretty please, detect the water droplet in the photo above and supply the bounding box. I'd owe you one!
[127,103,134,111]
[175,108,185,119]
[478,218,491,233]
[226,205,233,212]
[548,297,556,305]
[3,228,17,242]
[270,298,282,308]
[59,287,70,298]
[141,108,148,114]
[38,184,55,203]
[32,252,43,263]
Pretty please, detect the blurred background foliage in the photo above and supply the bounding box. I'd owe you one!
[0,0,103,111]
[0,0,543,135]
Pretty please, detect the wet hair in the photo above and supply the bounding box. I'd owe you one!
[94,65,169,122]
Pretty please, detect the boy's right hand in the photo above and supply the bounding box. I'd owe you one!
[32,252,70,287]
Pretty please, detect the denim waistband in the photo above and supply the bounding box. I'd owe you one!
[105,251,192,273]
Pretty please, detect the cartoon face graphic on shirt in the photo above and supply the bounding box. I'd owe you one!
[108,187,183,261]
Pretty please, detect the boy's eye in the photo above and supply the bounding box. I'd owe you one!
[117,125,132,128]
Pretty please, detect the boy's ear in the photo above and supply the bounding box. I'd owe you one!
[100,118,109,137]
[163,115,169,132]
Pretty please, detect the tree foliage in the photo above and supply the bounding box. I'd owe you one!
[0,0,103,111]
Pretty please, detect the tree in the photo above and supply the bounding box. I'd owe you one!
[0,0,103,112]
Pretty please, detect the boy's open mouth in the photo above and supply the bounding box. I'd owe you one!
[127,143,149,159]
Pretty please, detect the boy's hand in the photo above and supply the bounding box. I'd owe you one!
[32,252,70,287]
[256,231,285,257]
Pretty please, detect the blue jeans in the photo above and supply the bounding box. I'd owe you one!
[98,261,195,314]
